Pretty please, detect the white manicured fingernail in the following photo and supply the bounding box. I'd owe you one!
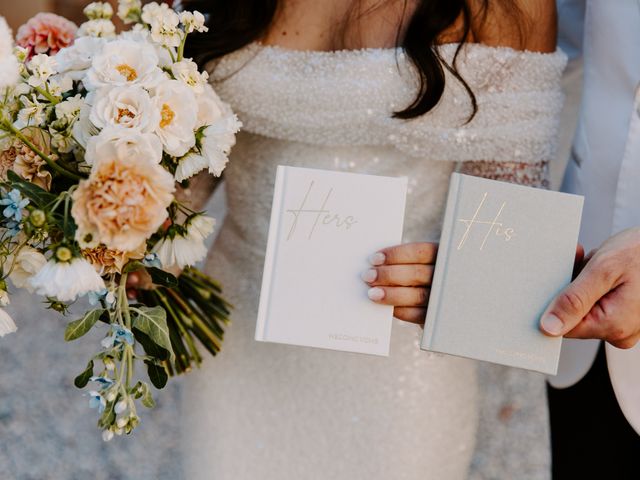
[541,313,564,336]
[368,252,386,266]
[360,269,377,283]
[367,287,385,301]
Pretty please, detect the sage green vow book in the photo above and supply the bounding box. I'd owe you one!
[421,173,583,375]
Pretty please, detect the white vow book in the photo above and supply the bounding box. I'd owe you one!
[256,166,408,356]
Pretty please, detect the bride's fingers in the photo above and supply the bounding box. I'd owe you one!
[393,307,427,324]
[370,242,438,266]
[361,264,434,287]
[367,286,429,307]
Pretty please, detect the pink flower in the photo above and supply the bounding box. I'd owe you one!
[16,13,77,58]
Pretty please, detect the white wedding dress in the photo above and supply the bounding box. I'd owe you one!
[181,42,566,480]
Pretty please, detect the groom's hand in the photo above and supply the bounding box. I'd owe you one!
[540,227,640,349]
[362,242,437,324]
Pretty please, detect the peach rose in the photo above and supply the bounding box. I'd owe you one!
[71,133,175,252]
[16,13,77,58]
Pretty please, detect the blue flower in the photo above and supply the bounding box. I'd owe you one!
[88,391,106,413]
[88,289,116,307]
[142,253,162,268]
[101,325,135,349]
[0,190,29,223]
[89,376,114,389]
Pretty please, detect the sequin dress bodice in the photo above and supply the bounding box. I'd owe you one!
[181,42,567,480]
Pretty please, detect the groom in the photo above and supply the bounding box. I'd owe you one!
[542,1,640,477]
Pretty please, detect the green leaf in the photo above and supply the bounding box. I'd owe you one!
[140,382,156,408]
[144,360,168,389]
[132,306,174,359]
[64,309,104,341]
[148,267,178,287]
[74,360,94,388]
[6,170,57,208]
[133,326,170,361]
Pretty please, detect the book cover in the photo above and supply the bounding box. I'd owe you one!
[421,173,584,374]
[256,166,408,356]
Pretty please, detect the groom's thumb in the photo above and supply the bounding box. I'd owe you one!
[540,264,612,337]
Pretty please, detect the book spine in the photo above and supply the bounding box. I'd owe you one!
[255,166,287,341]
[421,173,462,350]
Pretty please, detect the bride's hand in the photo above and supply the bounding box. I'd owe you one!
[362,242,437,324]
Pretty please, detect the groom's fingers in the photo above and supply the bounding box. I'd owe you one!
[540,259,617,337]
[367,286,429,307]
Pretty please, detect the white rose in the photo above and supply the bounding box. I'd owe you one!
[85,39,163,91]
[90,85,160,132]
[196,84,224,128]
[171,60,208,95]
[119,28,174,68]
[8,246,47,292]
[85,126,163,167]
[152,79,197,157]
[56,36,107,81]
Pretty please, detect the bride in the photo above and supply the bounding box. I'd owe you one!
[174,0,564,478]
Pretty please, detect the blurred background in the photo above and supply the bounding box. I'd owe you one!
[0,1,581,479]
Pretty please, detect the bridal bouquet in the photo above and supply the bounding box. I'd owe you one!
[0,1,241,440]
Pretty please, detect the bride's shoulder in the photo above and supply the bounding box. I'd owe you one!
[469,0,558,53]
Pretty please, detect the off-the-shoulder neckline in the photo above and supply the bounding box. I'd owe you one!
[252,41,565,58]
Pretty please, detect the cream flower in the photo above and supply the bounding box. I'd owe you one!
[175,88,241,181]
[77,19,116,39]
[0,309,17,337]
[72,135,175,251]
[27,53,57,88]
[142,2,181,48]
[30,257,106,302]
[118,0,142,24]
[8,246,47,292]
[55,94,85,123]
[71,102,99,149]
[171,60,208,95]
[152,79,197,156]
[179,11,208,34]
[85,126,162,166]
[55,36,106,81]
[83,2,114,20]
[84,39,163,91]
[90,85,160,132]
[153,215,214,269]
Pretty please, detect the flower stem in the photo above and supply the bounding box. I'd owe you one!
[2,122,84,181]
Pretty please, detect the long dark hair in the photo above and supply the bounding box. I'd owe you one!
[175,0,519,120]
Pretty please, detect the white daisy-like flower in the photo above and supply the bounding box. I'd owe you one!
[8,246,47,292]
[179,11,208,34]
[55,36,106,81]
[153,215,215,269]
[84,39,163,91]
[0,16,20,89]
[77,19,117,39]
[27,54,58,88]
[152,79,197,157]
[90,85,160,132]
[85,126,163,166]
[30,257,106,302]
[0,309,17,337]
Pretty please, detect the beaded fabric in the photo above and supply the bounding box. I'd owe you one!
[211,42,567,165]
